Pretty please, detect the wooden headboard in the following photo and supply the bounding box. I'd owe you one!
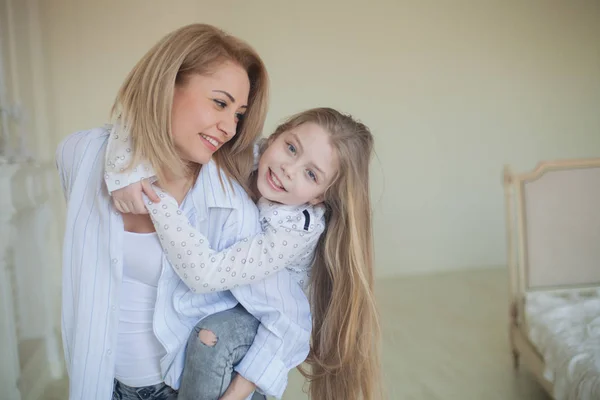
[504,158,600,299]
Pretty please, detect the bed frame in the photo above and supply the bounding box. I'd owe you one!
[503,158,600,398]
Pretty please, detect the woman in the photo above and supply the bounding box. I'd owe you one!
[56,24,306,400]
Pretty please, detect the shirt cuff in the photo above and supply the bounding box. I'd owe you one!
[105,168,157,194]
[234,349,288,399]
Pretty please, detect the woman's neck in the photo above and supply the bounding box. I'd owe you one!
[158,165,199,205]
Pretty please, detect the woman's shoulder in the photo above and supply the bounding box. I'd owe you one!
[57,125,111,146]
[56,125,111,172]
[55,125,113,199]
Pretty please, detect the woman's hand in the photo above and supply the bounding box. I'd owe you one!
[112,179,160,214]
[219,374,257,400]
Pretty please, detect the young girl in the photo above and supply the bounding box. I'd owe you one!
[106,108,381,400]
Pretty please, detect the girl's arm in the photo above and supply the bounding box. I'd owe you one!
[104,123,156,194]
[145,187,324,293]
[104,127,263,198]
[104,124,325,293]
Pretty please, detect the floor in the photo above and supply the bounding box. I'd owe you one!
[43,268,550,400]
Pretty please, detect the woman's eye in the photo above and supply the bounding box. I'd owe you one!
[235,113,245,122]
[307,170,317,182]
[287,143,296,154]
[213,99,227,109]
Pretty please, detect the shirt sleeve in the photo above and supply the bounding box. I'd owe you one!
[231,270,312,398]
[144,189,324,293]
[56,130,87,201]
[104,124,156,193]
[55,127,110,377]
[56,127,107,202]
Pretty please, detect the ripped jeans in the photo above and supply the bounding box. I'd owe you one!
[178,304,266,400]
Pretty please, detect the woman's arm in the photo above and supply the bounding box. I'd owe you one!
[145,188,323,293]
[219,375,256,400]
[230,270,312,398]
[55,126,112,377]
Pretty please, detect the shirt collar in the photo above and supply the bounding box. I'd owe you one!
[184,160,241,222]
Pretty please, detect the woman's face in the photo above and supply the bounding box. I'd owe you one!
[171,61,250,165]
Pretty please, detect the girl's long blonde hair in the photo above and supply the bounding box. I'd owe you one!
[270,108,382,399]
[111,23,269,190]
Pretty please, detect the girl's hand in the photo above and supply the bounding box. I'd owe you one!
[112,179,160,214]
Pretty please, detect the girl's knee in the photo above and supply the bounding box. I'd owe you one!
[198,329,218,347]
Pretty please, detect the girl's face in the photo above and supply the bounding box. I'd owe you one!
[171,61,250,165]
[257,122,339,206]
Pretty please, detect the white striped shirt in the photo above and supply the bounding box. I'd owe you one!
[56,126,311,399]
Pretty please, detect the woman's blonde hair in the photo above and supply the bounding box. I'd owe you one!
[111,23,269,189]
[269,108,382,400]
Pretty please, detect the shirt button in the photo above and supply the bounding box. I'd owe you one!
[112,259,118,264]
[106,349,112,355]
[111,305,116,311]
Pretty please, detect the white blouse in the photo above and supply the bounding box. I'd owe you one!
[115,232,166,387]
[104,128,327,295]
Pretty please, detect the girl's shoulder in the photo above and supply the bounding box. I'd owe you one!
[257,198,326,234]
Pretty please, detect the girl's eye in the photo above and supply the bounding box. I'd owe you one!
[307,170,317,182]
[287,143,297,154]
[213,99,227,109]
[235,113,245,122]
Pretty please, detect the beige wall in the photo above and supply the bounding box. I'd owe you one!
[39,0,600,277]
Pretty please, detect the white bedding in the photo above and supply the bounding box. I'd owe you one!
[525,288,600,400]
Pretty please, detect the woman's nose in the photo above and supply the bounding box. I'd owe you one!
[218,115,237,138]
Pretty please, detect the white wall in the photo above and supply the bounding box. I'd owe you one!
[39,0,600,277]
[1,0,53,160]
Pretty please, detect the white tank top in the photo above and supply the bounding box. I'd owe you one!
[115,231,166,387]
